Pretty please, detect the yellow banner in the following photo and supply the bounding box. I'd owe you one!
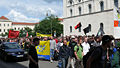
[36,41,50,55]
[36,33,52,37]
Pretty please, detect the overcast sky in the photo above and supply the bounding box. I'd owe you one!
[0,0,63,23]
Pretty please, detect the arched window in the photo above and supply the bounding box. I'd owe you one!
[78,0,81,2]
[100,1,104,11]
[69,0,73,5]
[70,26,72,33]
[78,7,81,15]
[70,9,73,16]
[114,0,118,8]
[88,24,91,31]
[15,28,16,30]
[100,23,104,29]
[88,4,92,13]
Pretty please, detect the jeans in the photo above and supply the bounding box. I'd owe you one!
[50,49,54,59]
[60,58,68,68]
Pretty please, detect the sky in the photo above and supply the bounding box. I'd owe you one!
[0,0,63,23]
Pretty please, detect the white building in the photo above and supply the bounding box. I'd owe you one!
[63,0,120,36]
[0,16,38,34]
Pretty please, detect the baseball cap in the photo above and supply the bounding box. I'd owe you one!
[102,35,114,42]
[71,36,75,39]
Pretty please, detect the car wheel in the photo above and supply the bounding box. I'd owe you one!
[4,55,8,62]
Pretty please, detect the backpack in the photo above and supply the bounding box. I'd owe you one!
[83,46,102,68]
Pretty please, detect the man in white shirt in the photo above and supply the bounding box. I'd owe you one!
[82,36,90,55]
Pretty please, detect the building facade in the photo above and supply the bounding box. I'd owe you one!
[0,16,38,34]
[63,0,120,36]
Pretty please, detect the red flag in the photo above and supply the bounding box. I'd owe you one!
[74,22,81,29]
[26,32,28,37]
[74,25,78,29]
[8,30,19,38]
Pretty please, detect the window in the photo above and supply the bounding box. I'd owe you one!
[78,7,81,15]
[0,29,1,32]
[4,24,5,26]
[114,0,118,8]
[78,0,81,2]
[70,26,72,33]
[88,4,92,13]
[15,28,16,30]
[69,0,73,5]
[18,28,20,30]
[4,29,5,32]
[79,27,81,32]
[70,9,73,16]
[100,1,104,11]
[100,23,104,29]
[8,24,9,26]
[88,24,91,32]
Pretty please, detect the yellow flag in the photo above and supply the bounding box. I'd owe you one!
[36,32,52,37]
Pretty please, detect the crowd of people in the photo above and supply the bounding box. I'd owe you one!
[0,35,120,68]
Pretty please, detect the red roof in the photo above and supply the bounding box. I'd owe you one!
[58,18,63,21]
[12,22,39,25]
[0,16,9,20]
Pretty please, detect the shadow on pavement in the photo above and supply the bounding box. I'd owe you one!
[0,58,28,68]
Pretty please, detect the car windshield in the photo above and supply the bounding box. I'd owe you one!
[4,43,20,49]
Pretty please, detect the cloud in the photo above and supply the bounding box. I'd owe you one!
[9,2,62,17]
[0,0,63,22]
[6,10,40,23]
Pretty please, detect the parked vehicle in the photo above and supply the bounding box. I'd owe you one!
[0,42,28,61]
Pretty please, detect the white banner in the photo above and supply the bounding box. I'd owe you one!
[114,5,120,39]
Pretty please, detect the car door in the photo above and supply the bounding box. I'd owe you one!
[0,44,6,57]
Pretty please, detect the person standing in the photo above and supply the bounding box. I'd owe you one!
[28,38,40,68]
[69,36,77,68]
[86,35,114,68]
[82,36,90,56]
[50,36,56,63]
[59,40,71,68]
[74,38,84,68]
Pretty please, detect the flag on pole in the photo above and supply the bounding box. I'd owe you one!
[8,30,19,38]
[74,22,82,29]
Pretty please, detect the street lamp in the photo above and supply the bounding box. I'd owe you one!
[46,10,52,36]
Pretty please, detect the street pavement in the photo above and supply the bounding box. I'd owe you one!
[0,59,58,68]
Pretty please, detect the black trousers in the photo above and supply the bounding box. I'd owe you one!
[29,63,39,68]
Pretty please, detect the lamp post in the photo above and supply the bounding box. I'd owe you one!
[46,10,52,36]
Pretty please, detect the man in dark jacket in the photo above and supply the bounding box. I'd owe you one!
[86,35,114,68]
[28,38,40,68]
[59,40,71,68]
[69,36,77,68]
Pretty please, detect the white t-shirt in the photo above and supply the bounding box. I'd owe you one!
[82,42,90,55]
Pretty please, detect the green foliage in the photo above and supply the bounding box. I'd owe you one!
[19,27,35,37]
[34,15,63,37]
[117,42,120,47]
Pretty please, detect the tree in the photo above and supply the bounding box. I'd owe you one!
[34,15,63,37]
[19,27,35,37]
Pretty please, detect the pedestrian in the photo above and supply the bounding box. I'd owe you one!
[82,36,90,56]
[86,35,114,68]
[28,38,40,68]
[59,39,71,68]
[74,37,84,68]
[50,36,56,63]
[69,36,77,68]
